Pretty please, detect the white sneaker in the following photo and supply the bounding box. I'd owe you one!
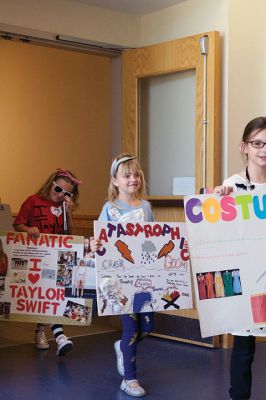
[114,340,124,376]
[120,379,146,397]
[34,327,49,350]
[56,334,73,357]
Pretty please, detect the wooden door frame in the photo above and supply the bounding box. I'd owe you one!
[122,31,220,194]
[121,32,220,348]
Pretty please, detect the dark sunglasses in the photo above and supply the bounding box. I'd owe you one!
[53,181,73,198]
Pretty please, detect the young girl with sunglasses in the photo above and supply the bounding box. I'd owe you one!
[91,154,154,397]
[215,117,266,400]
[13,168,82,356]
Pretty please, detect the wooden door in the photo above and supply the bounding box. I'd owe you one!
[122,31,220,347]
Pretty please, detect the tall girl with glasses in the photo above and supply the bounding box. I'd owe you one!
[91,154,154,397]
[13,169,82,356]
[215,116,266,400]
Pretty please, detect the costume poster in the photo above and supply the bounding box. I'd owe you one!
[94,221,192,315]
[184,191,266,337]
[0,231,92,325]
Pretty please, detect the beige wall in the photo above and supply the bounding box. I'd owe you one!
[0,0,140,47]
[0,39,111,215]
[1,0,266,185]
[139,0,228,182]
[139,0,266,181]
[139,0,228,45]
[227,0,266,176]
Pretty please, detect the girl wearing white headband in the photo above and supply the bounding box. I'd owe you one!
[91,153,154,397]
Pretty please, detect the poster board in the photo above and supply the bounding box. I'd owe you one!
[94,221,192,315]
[0,204,13,231]
[184,191,266,337]
[0,231,92,325]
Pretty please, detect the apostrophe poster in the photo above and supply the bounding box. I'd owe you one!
[94,221,192,315]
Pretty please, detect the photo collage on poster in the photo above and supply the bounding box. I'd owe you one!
[196,269,242,300]
[55,238,96,322]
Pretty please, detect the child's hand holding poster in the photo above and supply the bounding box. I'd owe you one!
[94,221,192,315]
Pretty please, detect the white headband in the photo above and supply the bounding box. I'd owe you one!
[110,156,136,177]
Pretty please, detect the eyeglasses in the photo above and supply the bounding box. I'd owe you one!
[53,181,73,198]
[248,140,266,149]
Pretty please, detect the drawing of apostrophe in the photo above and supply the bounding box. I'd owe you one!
[157,240,175,259]
[115,240,134,263]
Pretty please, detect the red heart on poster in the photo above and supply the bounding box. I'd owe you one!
[28,273,40,284]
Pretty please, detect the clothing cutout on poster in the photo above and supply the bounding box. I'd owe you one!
[233,270,242,294]
[205,272,215,299]
[215,271,225,298]
[222,270,234,297]
[197,274,207,300]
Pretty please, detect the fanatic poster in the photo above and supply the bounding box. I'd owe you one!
[0,231,92,325]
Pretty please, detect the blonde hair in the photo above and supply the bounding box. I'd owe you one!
[108,154,147,203]
[37,170,80,210]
